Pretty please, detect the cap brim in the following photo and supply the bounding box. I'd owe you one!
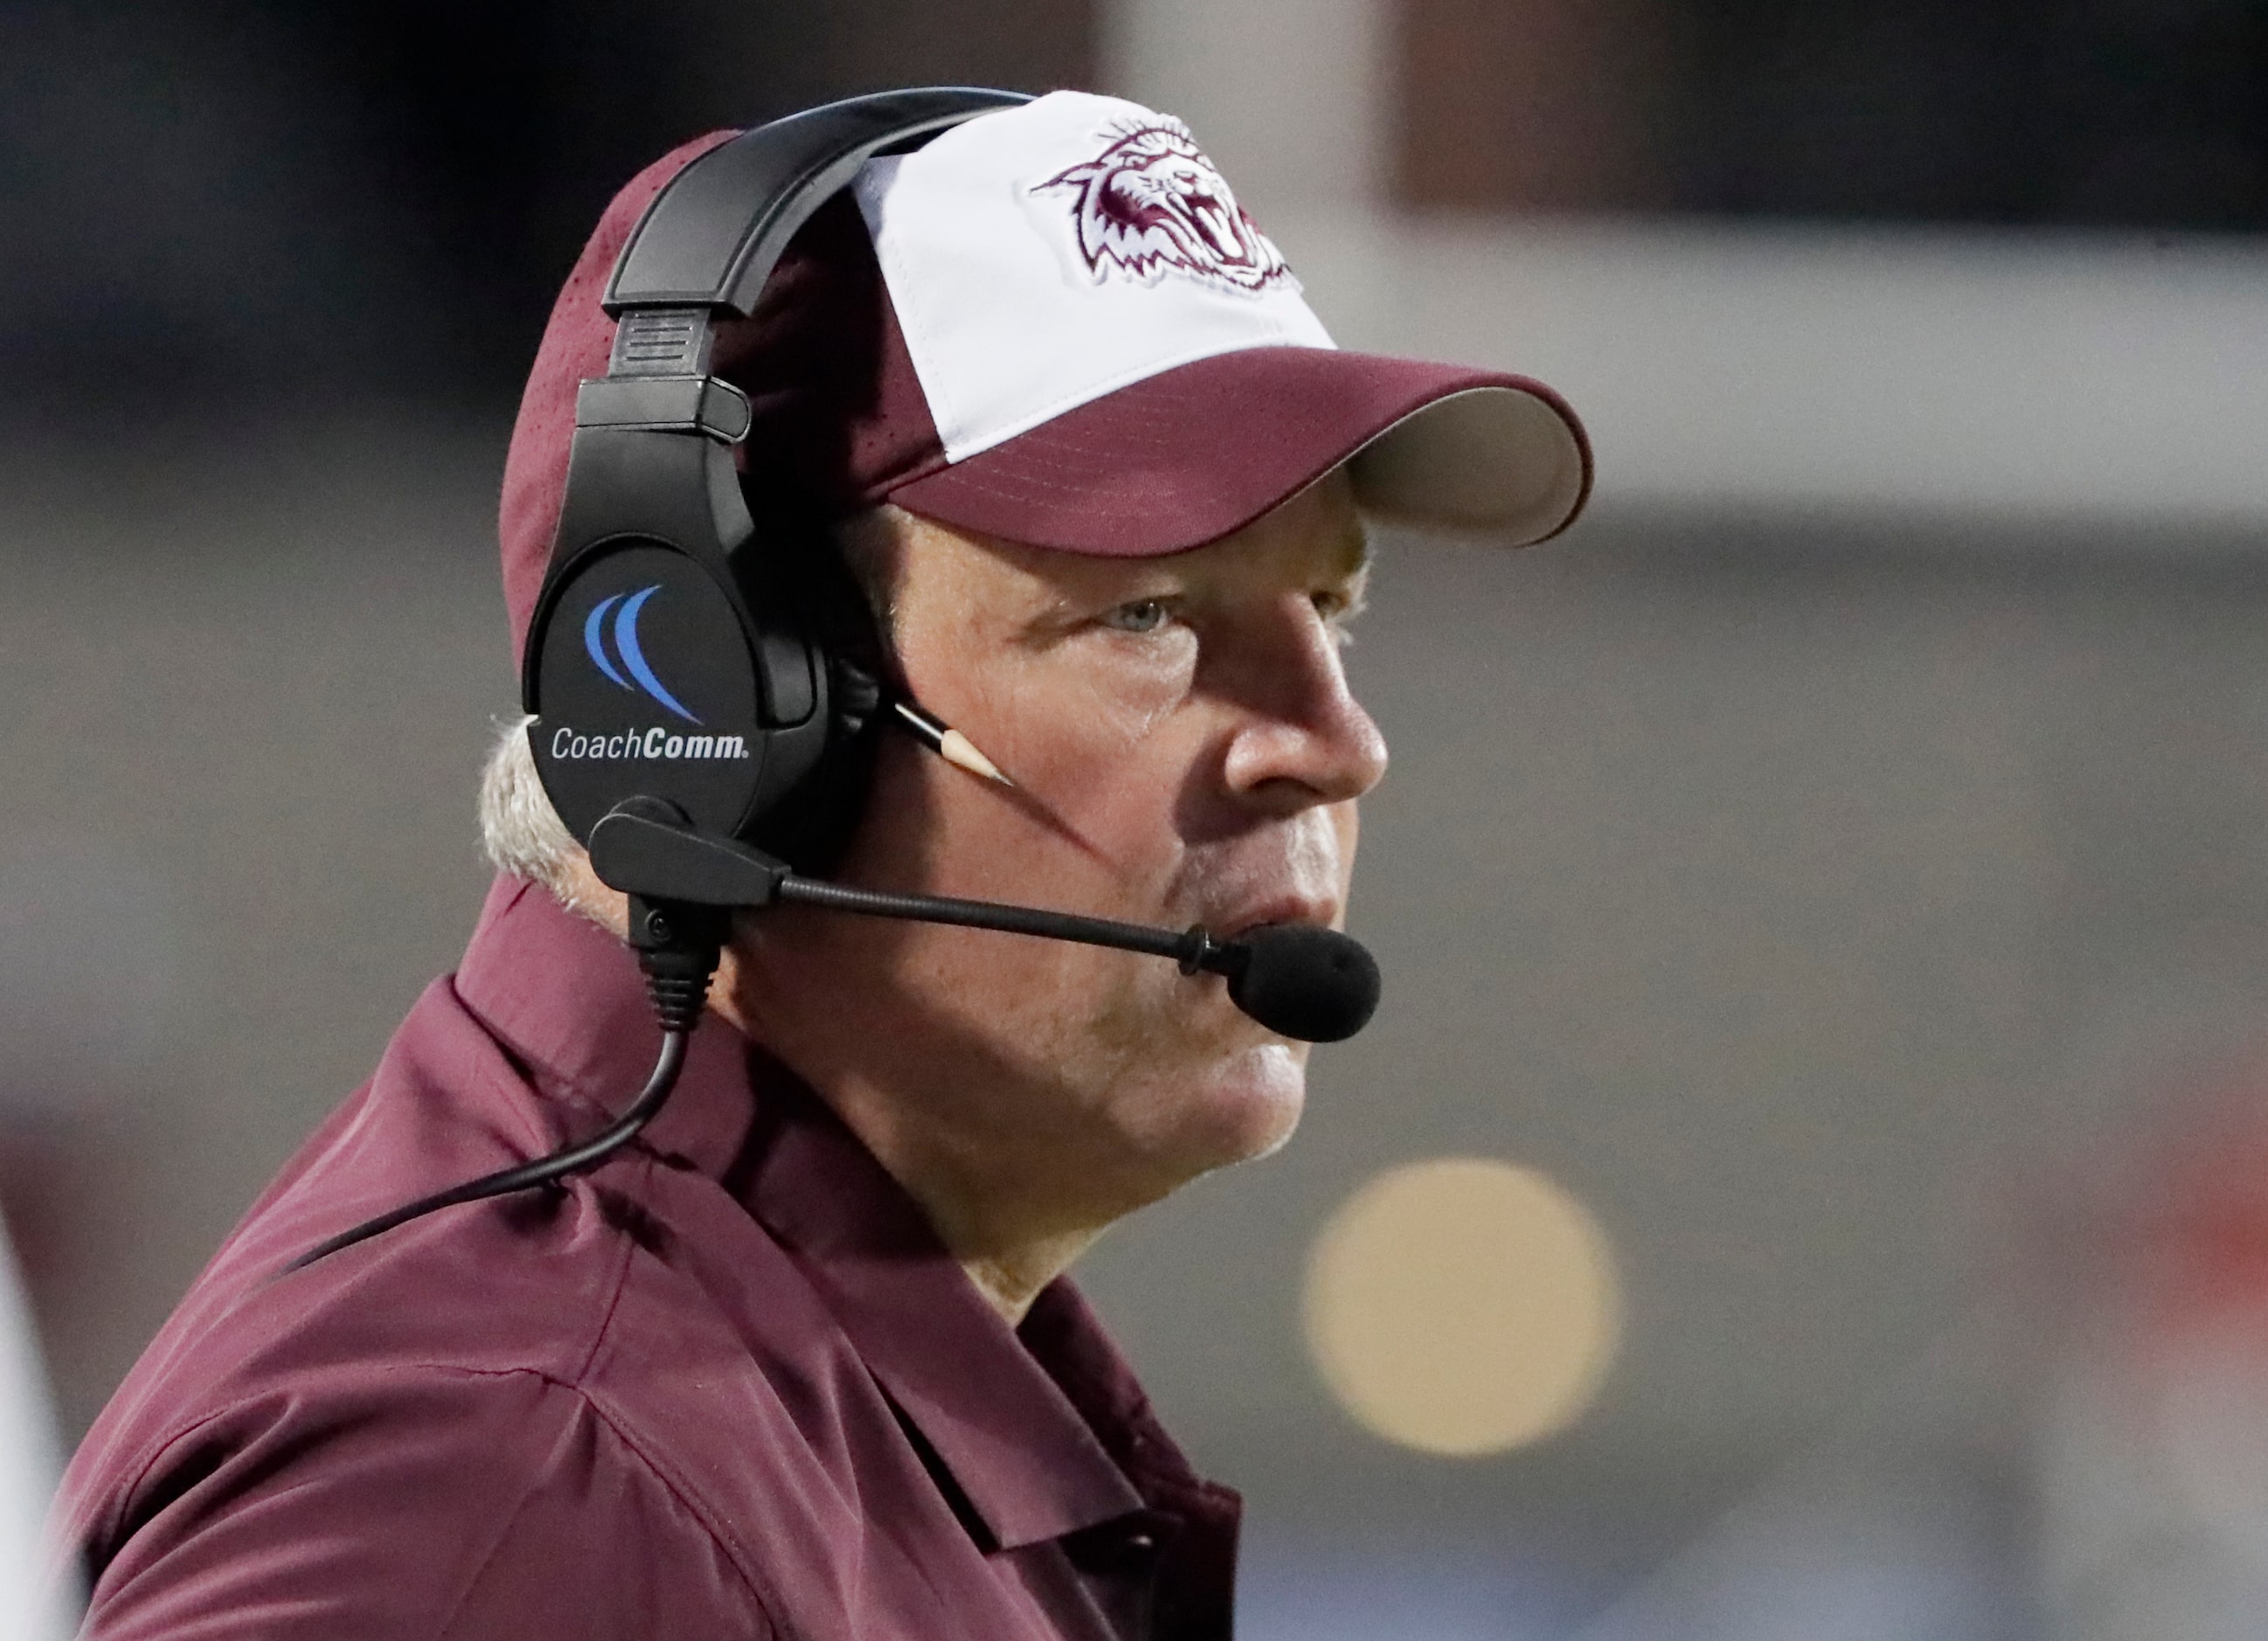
[882,346,1592,557]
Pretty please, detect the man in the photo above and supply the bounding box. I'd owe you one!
[58,91,1588,1638]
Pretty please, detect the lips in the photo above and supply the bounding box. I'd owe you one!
[1210,893,1341,944]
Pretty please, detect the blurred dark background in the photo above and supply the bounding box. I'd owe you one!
[1402,0,2268,223]
[0,0,1095,407]
[8,0,2264,412]
[7,4,2268,1638]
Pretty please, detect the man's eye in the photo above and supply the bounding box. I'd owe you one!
[1102,599,1172,634]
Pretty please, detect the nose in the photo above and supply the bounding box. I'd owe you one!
[1217,599,1390,812]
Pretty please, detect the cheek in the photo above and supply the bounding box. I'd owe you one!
[978,715,1204,893]
[836,732,1177,932]
[988,630,1190,765]
[837,739,944,883]
[1058,762,1194,879]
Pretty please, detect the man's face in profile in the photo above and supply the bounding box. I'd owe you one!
[734,469,1387,1227]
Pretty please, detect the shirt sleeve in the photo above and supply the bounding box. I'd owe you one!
[73,1366,777,1641]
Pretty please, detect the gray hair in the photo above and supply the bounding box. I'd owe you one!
[478,506,911,898]
[478,714,585,898]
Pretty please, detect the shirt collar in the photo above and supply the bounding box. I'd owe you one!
[453,875,753,1181]
[451,876,1155,1549]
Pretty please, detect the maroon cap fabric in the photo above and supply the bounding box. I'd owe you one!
[890,345,1592,557]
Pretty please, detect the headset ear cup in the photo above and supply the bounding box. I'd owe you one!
[524,534,779,846]
[739,534,887,874]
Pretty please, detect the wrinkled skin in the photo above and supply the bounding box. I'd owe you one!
[716,472,1388,1315]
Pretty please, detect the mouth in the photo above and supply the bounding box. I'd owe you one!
[1174,821,1349,950]
[1211,895,1340,945]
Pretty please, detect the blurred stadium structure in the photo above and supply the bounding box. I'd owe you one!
[5,1,2268,1636]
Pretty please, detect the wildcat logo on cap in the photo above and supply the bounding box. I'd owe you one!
[1033,119,1294,296]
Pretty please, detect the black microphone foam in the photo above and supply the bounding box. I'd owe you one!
[1224,924,1381,1043]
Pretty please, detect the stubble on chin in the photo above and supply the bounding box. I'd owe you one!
[1145,1038,1310,1181]
[1083,964,1314,1180]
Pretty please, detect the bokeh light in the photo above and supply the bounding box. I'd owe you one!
[1304,1157,1621,1456]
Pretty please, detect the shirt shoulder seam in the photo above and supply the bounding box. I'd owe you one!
[561,1158,643,1386]
[429,1374,780,1641]
[565,1381,789,1637]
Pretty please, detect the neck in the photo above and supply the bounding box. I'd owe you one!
[768,1044,1148,1324]
[954,1230,1106,1326]
[708,942,1162,1326]
[544,862,1134,1326]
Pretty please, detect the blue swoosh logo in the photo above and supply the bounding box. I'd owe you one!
[583,593,630,689]
[613,585,702,724]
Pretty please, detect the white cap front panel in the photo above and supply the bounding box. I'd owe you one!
[853,91,1337,464]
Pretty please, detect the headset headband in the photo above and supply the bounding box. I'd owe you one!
[599,87,1031,384]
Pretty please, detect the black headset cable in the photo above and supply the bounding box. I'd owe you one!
[281,897,725,1275]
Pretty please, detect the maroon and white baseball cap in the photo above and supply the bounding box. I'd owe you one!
[501,91,1592,662]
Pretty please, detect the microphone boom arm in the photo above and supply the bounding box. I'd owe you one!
[586,800,1242,977]
[778,876,1236,975]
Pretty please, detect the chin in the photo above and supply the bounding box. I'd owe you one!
[1142,1040,1309,1179]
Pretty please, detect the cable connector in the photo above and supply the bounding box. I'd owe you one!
[628,894,729,1034]
[281,885,728,1275]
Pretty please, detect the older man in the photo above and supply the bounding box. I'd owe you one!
[58,92,1587,1638]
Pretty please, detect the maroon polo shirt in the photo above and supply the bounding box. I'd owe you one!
[58,877,1239,1639]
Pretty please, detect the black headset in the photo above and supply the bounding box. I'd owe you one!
[519,87,1030,873]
